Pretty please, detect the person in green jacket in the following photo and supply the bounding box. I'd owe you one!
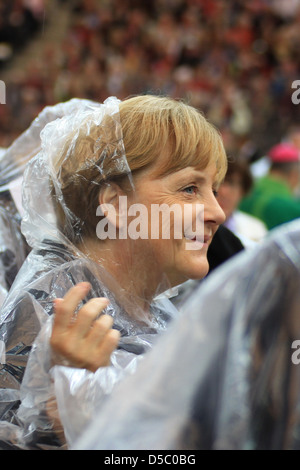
[240,143,300,230]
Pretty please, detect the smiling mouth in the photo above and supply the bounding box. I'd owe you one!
[185,234,211,244]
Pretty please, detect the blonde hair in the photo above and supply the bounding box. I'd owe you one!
[119,95,227,181]
[53,95,227,241]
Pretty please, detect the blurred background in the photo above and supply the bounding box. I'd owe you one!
[0,0,300,161]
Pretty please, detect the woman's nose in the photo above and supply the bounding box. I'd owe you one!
[205,195,226,226]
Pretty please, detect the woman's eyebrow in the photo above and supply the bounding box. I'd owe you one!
[165,168,213,186]
[179,172,208,184]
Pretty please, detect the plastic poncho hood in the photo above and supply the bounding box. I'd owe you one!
[0,96,176,449]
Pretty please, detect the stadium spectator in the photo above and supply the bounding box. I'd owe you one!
[240,143,300,229]
[217,157,267,245]
[0,0,299,156]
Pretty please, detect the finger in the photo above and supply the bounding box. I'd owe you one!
[53,282,91,331]
[72,298,110,338]
[85,313,114,345]
[89,329,121,372]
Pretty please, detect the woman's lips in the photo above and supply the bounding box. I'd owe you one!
[186,234,211,243]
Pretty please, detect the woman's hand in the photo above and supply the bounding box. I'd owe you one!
[50,282,120,372]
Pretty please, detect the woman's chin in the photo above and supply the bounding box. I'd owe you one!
[187,268,209,281]
[185,256,210,279]
[170,264,209,286]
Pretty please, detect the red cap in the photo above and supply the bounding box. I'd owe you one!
[268,143,300,163]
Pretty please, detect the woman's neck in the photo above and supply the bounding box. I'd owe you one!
[78,237,168,320]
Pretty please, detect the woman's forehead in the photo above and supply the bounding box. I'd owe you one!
[135,161,219,186]
[167,162,219,182]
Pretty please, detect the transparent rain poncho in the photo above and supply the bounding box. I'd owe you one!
[0,149,28,306]
[73,219,300,450]
[0,98,104,307]
[0,96,175,449]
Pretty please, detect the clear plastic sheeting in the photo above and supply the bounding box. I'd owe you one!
[0,98,102,191]
[73,219,300,450]
[0,96,172,449]
[0,99,102,307]
[16,295,177,449]
[0,152,28,307]
[20,96,131,249]
[0,199,27,304]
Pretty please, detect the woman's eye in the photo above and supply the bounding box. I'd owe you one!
[213,189,219,198]
[183,185,197,195]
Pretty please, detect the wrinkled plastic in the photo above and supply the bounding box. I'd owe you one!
[0,96,172,449]
[72,219,300,450]
[0,98,103,191]
[0,153,28,308]
[0,99,103,307]
[15,293,177,448]
[0,195,27,304]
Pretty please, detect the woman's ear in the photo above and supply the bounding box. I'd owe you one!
[97,182,128,230]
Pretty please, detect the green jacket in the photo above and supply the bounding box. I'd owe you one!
[239,175,300,230]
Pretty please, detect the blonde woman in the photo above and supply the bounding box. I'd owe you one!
[0,95,226,448]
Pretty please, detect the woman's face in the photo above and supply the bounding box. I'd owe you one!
[128,160,226,287]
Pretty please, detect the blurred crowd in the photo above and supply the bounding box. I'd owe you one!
[0,0,300,157]
[0,0,46,66]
